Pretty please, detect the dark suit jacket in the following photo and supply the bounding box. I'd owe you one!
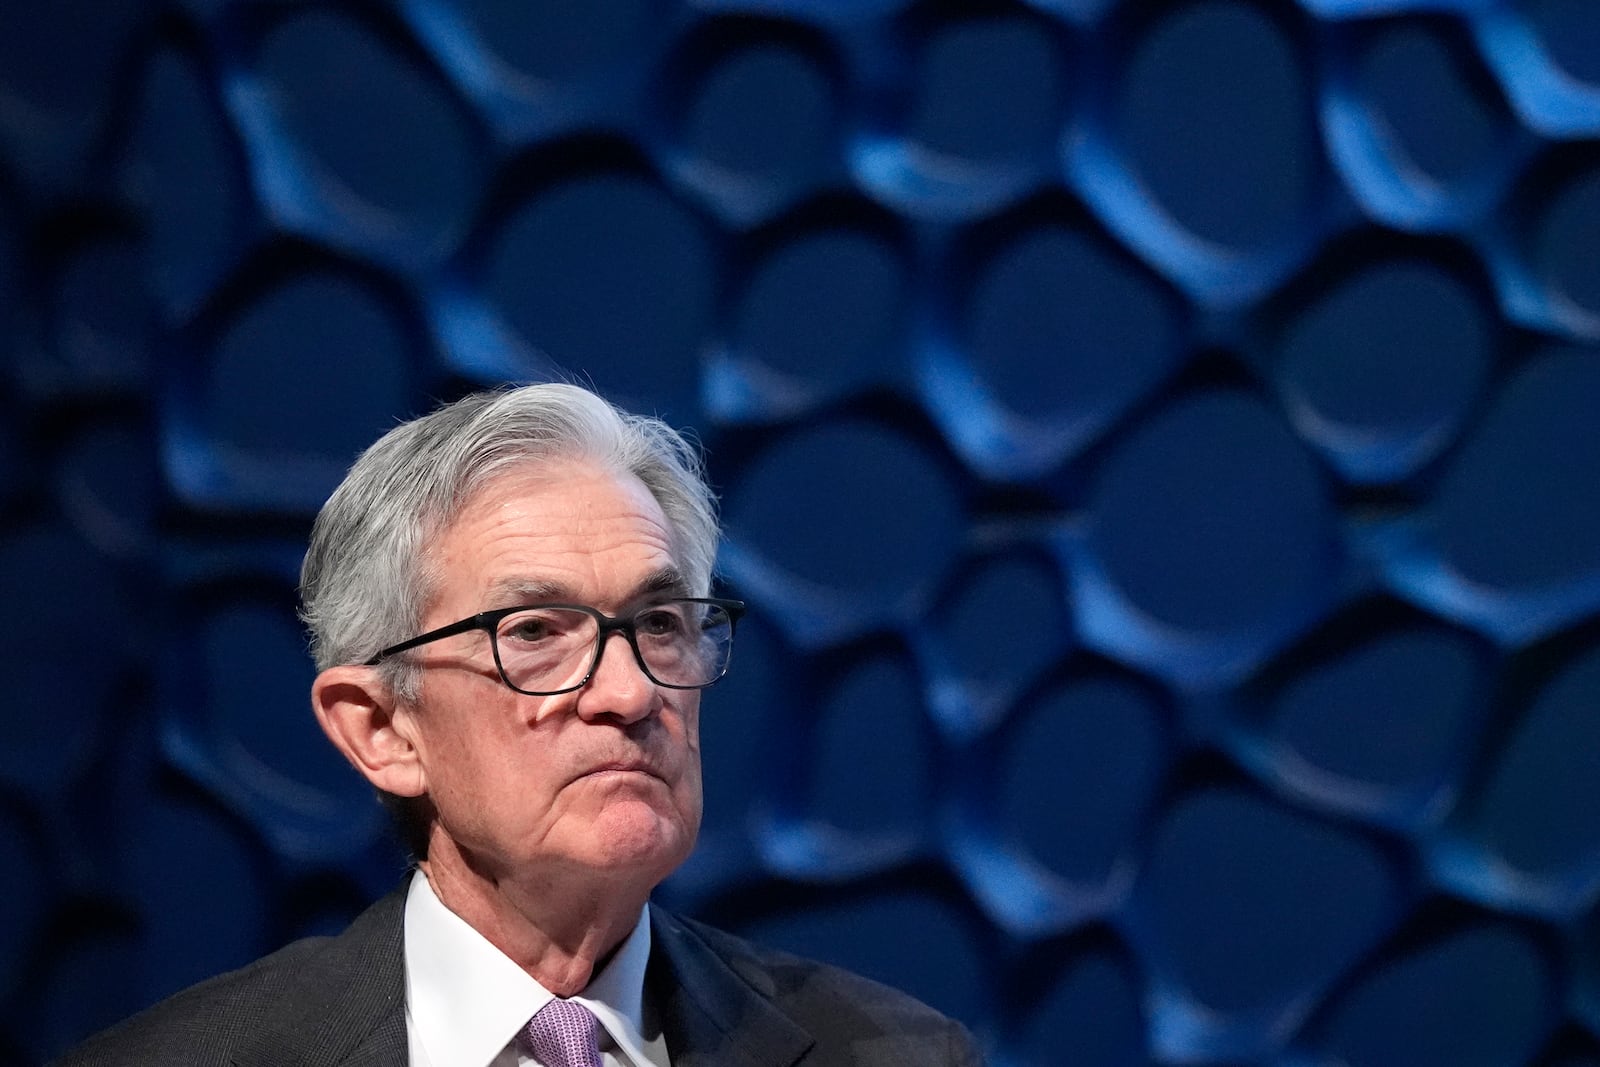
[53,885,984,1066]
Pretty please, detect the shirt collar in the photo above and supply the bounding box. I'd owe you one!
[402,870,659,1067]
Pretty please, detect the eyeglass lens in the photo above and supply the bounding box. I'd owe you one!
[493,601,735,691]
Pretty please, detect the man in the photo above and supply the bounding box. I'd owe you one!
[58,383,983,1066]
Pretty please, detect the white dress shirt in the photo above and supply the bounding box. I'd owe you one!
[402,870,671,1067]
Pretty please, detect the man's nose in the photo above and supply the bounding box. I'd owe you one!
[575,631,657,722]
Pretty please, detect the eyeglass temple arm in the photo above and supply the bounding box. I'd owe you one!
[364,614,492,665]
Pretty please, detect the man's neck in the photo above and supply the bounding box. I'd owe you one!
[417,846,653,996]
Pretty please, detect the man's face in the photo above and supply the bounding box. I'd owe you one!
[397,459,703,888]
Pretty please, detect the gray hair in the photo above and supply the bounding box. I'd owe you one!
[299,383,721,691]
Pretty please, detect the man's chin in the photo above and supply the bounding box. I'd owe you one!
[582,801,697,873]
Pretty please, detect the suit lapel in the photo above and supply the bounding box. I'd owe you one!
[232,884,411,1067]
[650,909,814,1067]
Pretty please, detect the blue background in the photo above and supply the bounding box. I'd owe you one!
[2,0,1599,1064]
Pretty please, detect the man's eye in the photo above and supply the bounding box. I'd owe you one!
[503,616,554,642]
[636,608,686,637]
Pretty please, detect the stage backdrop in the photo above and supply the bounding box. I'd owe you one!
[2,0,1599,1064]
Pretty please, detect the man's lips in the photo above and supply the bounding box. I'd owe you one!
[572,759,665,784]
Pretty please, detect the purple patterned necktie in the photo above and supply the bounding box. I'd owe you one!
[521,998,604,1067]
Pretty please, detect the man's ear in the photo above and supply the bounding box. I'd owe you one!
[311,665,427,799]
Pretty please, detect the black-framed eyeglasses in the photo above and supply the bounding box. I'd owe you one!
[365,597,746,696]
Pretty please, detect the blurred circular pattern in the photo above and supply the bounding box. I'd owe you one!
[197,598,362,808]
[1255,615,1488,822]
[125,786,270,1004]
[201,272,410,454]
[250,8,484,262]
[722,416,963,611]
[1109,1,1315,251]
[1018,950,1147,1067]
[669,31,840,222]
[1137,787,1396,1049]
[1525,0,1600,87]
[960,219,1181,433]
[177,269,413,511]
[1472,640,1600,910]
[1327,18,1521,231]
[5,1,1600,1063]
[727,224,908,400]
[905,13,1065,170]
[48,237,155,394]
[56,418,161,559]
[695,615,785,837]
[1354,23,1506,189]
[806,652,931,839]
[1001,673,1166,887]
[0,0,144,187]
[1079,390,1337,678]
[1275,255,1494,483]
[736,888,986,1022]
[854,10,1069,218]
[1427,349,1600,593]
[929,551,1068,710]
[120,45,245,317]
[404,0,673,143]
[450,0,664,87]
[1311,924,1557,1067]
[1532,163,1600,324]
[486,169,713,418]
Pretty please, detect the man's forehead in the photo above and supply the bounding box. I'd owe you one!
[460,453,613,503]
[423,460,687,608]
[446,456,661,533]
[481,567,690,607]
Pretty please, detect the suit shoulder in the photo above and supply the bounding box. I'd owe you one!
[667,914,985,1065]
[49,934,334,1067]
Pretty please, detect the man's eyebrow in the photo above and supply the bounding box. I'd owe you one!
[632,568,690,600]
[482,568,689,607]
[484,577,570,605]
